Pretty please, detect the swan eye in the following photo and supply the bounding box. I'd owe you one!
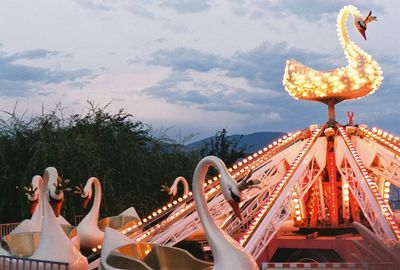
[230,189,241,203]
[358,20,366,30]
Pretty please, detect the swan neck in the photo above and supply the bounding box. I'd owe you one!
[192,157,233,260]
[88,178,101,221]
[178,177,189,196]
[338,6,352,47]
[41,168,57,225]
[32,178,44,223]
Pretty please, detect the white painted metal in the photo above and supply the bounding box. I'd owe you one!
[243,132,325,259]
[335,132,397,241]
[134,138,307,247]
[352,135,400,187]
[224,141,307,235]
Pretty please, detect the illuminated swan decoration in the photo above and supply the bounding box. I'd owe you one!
[283,5,382,103]
[193,156,258,270]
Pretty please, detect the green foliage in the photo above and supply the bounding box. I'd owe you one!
[0,102,201,223]
[200,128,248,167]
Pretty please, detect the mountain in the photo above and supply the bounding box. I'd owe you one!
[186,131,286,154]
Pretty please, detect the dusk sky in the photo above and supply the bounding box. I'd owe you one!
[0,0,399,142]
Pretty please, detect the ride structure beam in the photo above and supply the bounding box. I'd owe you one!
[326,139,339,226]
[134,132,306,246]
[241,127,325,259]
[336,126,400,241]
[355,127,400,188]
[223,140,307,235]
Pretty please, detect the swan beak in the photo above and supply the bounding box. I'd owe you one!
[168,194,175,204]
[29,200,38,215]
[50,199,63,217]
[83,197,90,209]
[228,200,242,220]
[358,28,367,40]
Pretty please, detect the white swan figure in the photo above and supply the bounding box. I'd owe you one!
[15,175,73,233]
[76,177,104,250]
[193,156,258,270]
[162,176,190,203]
[3,172,79,257]
[30,167,88,270]
[283,5,381,102]
[23,175,41,216]
[11,176,44,234]
[48,174,71,218]
[161,176,190,217]
[0,177,43,256]
[47,175,76,234]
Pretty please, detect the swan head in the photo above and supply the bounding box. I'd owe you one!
[49,177,71,217]
[74,182,92,209]
[221,170,260,220]
[354,11,377,40]
[161,183,175,203]
[161,177,187,203]
[224,182,242,220]
[23,176,42,215]
[24,184,39,215]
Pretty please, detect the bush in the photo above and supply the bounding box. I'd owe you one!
[0,102,201,222]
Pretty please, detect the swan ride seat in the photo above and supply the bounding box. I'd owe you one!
[106,242,213,270]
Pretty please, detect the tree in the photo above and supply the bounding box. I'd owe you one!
[200,129,248,167]
[0,102,202,222]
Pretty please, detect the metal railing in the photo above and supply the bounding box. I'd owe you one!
[0,255,69,270]
[0,223,20,240]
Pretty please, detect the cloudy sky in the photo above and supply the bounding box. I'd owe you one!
[0,0,399,142]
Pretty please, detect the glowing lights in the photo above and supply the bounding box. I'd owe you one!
[239,128,321,246]
[363,127,400,154]
[283,6,382,103]
[338,126,400,240]
[118,130,304,248]
[342,181,350,220]
[383,181,391,203]
[346,125,356,135]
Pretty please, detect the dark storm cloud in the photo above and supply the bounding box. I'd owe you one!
[0,49,93,97]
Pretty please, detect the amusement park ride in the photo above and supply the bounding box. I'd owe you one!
[0,4,400,270]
